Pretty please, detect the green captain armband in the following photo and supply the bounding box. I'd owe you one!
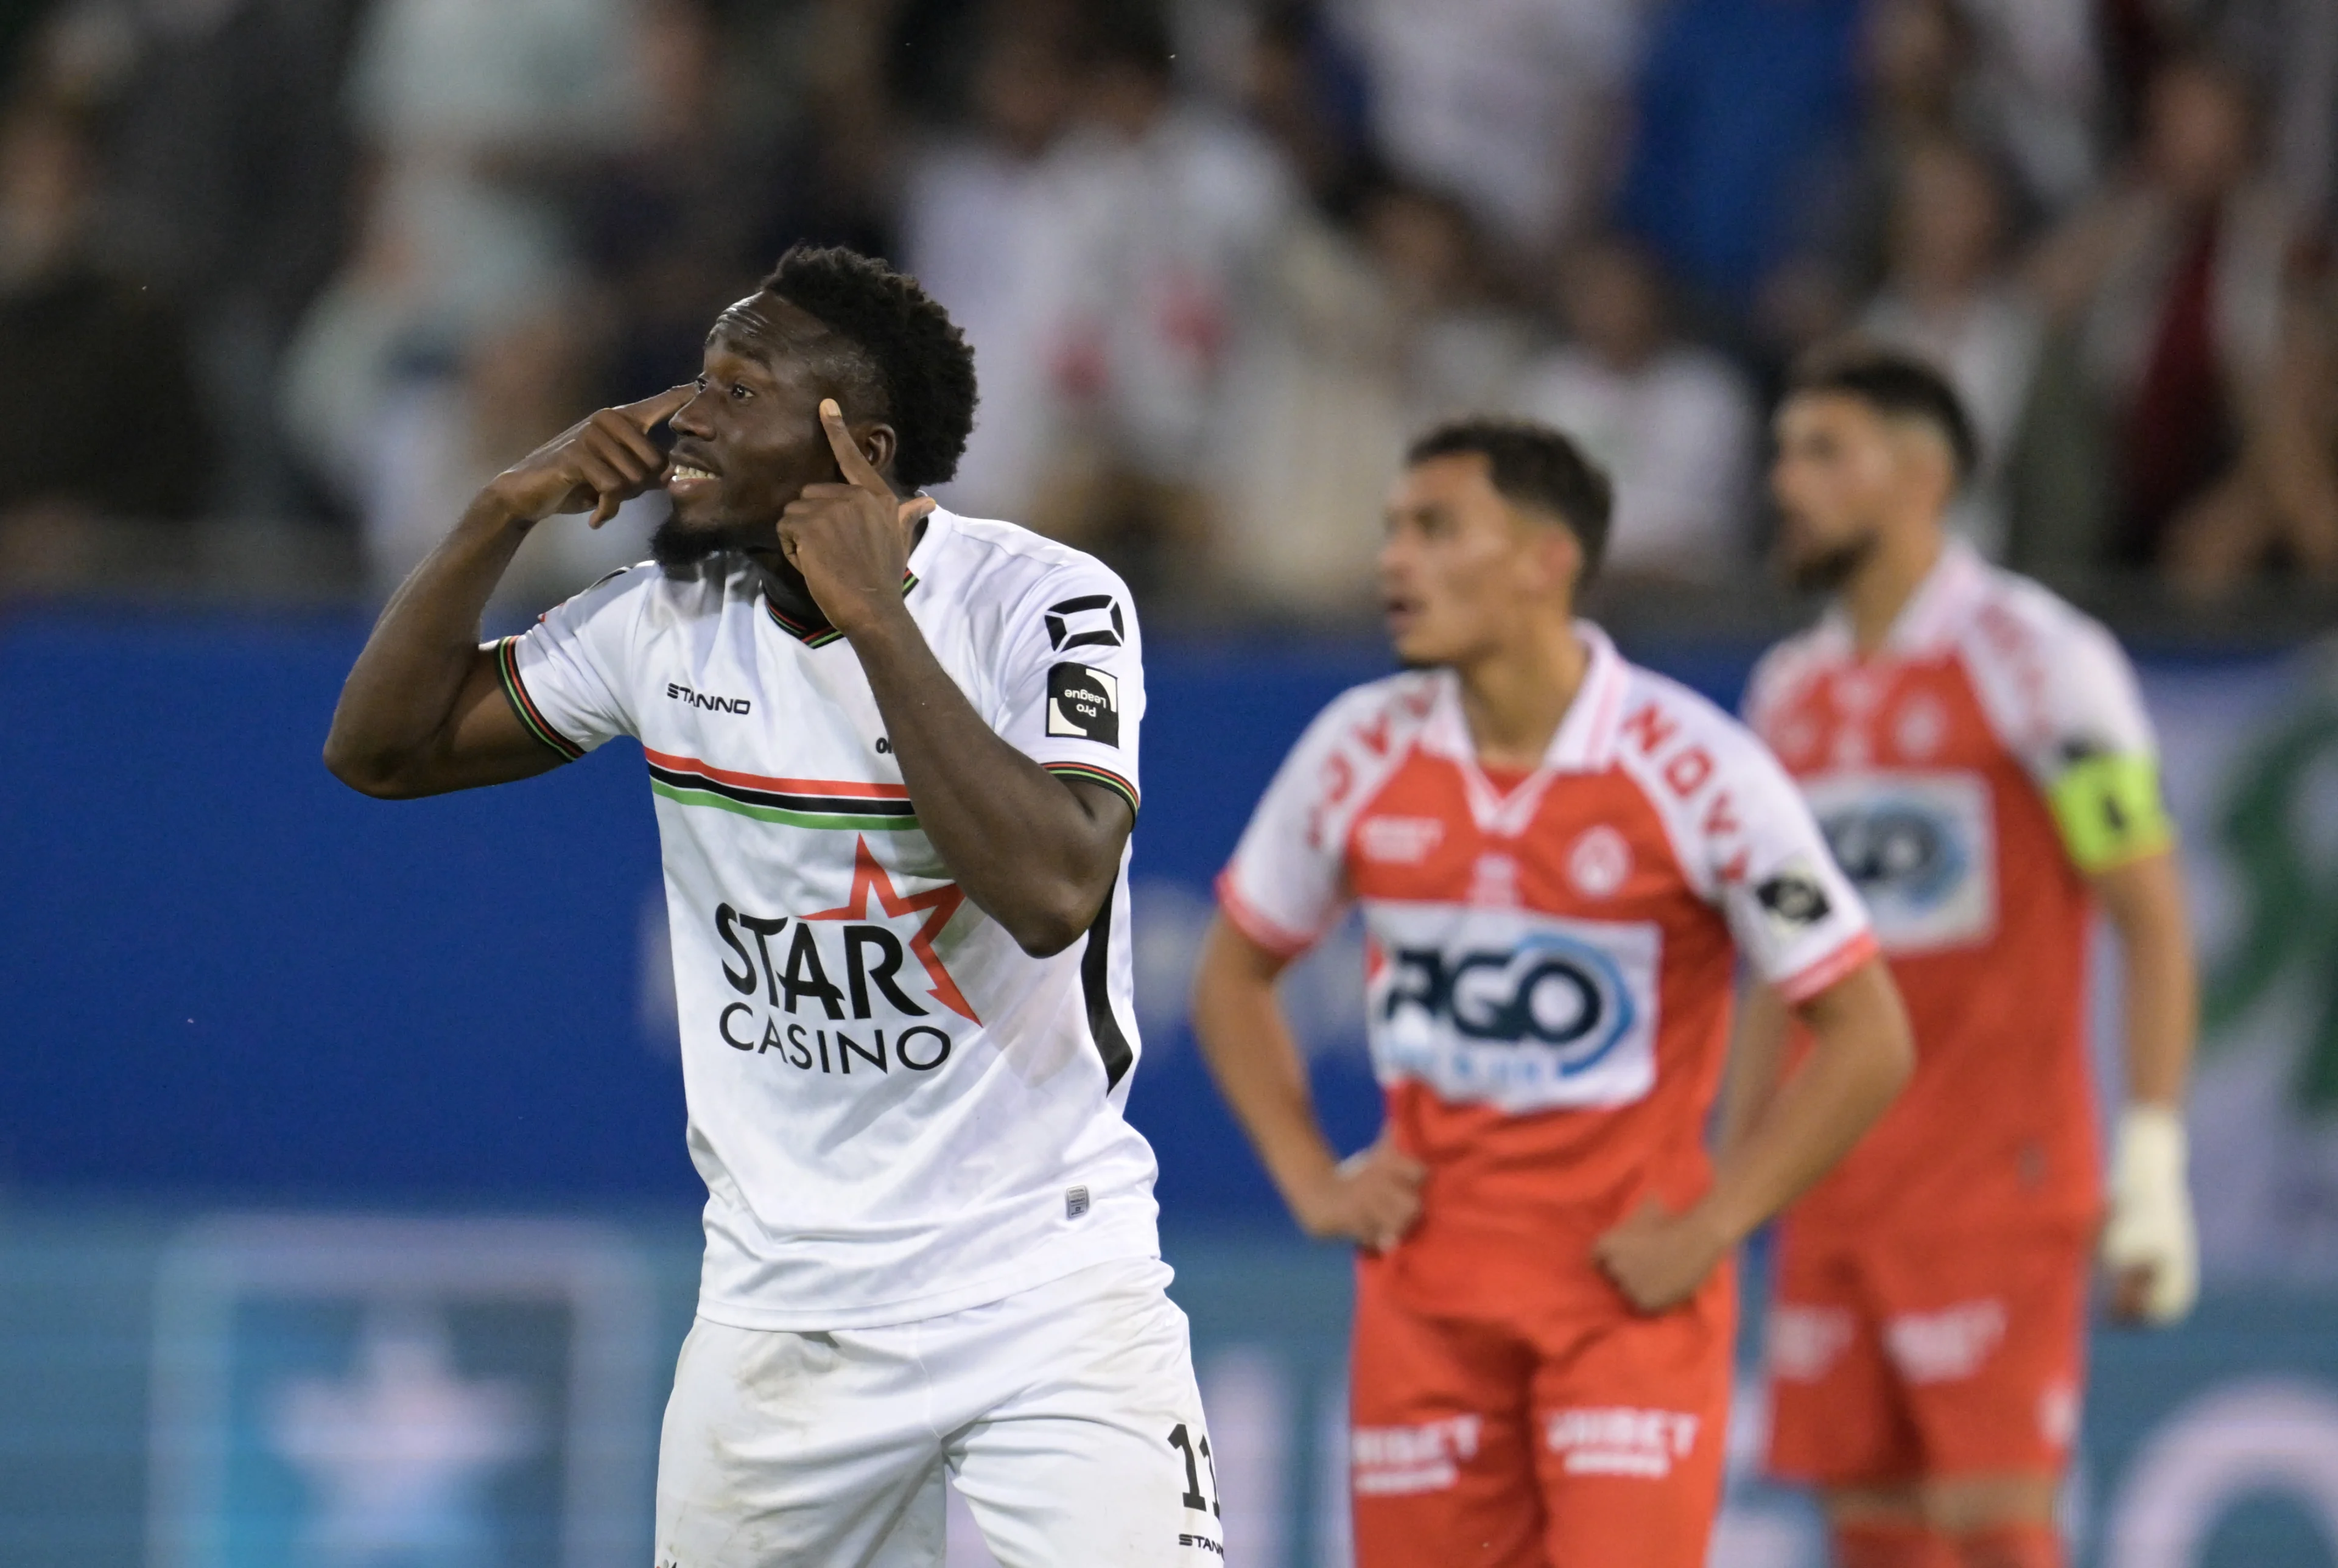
[2046,751,2174,873]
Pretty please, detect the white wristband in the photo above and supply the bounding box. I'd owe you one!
[2101,1104,2197,1325]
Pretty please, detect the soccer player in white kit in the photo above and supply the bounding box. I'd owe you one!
[325,246,1221,1567]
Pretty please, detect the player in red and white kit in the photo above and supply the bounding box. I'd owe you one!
[1738,349,2200,1568]
[1190,419,1915,1568]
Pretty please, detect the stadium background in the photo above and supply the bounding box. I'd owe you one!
[1,1,2335,1564]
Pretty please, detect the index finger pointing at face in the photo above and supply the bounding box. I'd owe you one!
[819,397,889,492]
[619,383,697,431]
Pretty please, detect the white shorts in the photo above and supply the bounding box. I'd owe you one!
[653,1257,1225,1568]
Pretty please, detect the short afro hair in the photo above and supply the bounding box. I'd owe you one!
[1786,342,1979,482]
[1406,417,1615,586]
[759,245,978,491]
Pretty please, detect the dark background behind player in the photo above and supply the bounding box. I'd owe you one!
[0,1,2334,1564]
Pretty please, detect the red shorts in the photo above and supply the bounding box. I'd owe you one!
[1763,1223,2091,1487]
[1347,1253,1735,1568]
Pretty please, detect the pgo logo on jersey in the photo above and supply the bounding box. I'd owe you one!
[1824,805,1961,901]
[1367,908,1661,1111]
[1806,771,1996,951]
[1044,594,1125,651]
[1382,934,1634,1055]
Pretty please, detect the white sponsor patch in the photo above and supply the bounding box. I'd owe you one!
[1357,815,1445,865]
[1352,1415,1481,1495]
[1767,1304,1856,1382]
[1884,1299,2007,1384]
[1805,769,1997,953]
[1544,1406,1701,1478]
[2040,1377,2080,1448]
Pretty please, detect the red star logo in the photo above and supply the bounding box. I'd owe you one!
[804,838,979,1023]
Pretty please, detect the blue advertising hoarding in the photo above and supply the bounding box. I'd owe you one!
[5,611,2338,1566]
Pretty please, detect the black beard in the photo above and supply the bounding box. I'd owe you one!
[650,517,832,624]
[650,517,744,569]
[1787,533,1881,594]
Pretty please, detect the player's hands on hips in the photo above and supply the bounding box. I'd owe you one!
[1290,1135,1425,1252]
[2101,1104,2199,1326]
[781,398,938,635]
[485,383,694,527]
[1593,1197,1730,1315]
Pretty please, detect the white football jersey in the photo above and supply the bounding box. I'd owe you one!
[497,506,1160,1329]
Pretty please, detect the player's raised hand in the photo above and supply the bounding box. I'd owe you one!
[1593,1198,1730,1315]
[1290,1135,1426,1253]
[486,384,696,527]
[778,397,938,634]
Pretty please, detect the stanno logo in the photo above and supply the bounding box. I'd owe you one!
[1044,593,1125,651]
[667,682,751,715]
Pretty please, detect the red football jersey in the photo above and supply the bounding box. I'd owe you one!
[1220,628,1876,1316]
[1746,542,2169,1238]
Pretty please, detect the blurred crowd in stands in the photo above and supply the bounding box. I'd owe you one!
[0,0,2332,626]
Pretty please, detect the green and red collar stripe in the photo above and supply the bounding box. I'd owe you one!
[496,637,585,761]
[644,748,920,830]
[765,571,921,648]
[1042,761,1140,818]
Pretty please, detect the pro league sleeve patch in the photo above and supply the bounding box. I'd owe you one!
[1754,855,1833,943]
[1046,662,1120,746]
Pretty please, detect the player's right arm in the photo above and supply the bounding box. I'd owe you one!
[1191,915,1425,1250]
[1193,684,1427,1250]
[323,386,690,797]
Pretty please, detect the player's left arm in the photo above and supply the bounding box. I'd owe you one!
[1596,959,1913,1315]
[1713,976,1794,1164]
[2090,847,2200,1324]
[782,399,1132,957]
[2033,617,2199,1325]
[1598,721,1917,1314]
[1599,700,1928,1315]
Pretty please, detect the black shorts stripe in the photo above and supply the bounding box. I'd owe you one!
[1081,892,1135,1091]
